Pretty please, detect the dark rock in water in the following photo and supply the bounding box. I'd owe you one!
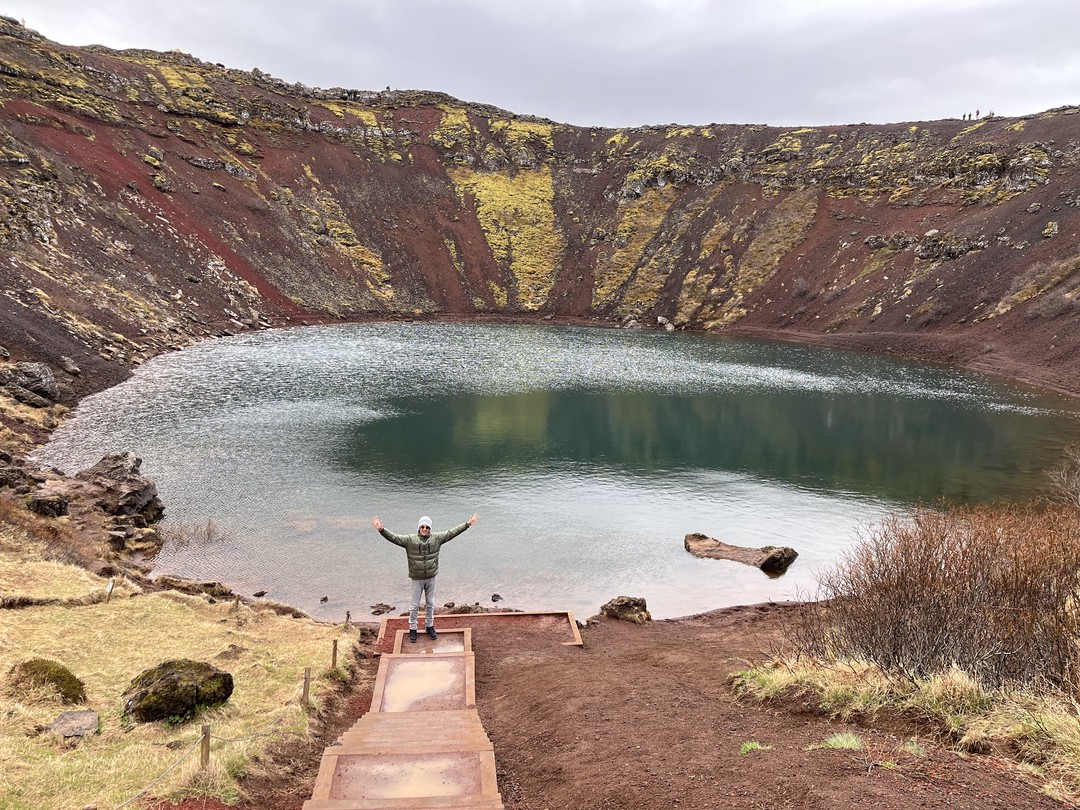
[252,590,267,598]
[595,596,652,625]
[319,595,329,603]
[443,601,455,609]
[491,593,502,602]
[48,709,98,739]
[27,492,68,518]
[683,533,798,576]
[122,659,233,723]
[369,602,395,616]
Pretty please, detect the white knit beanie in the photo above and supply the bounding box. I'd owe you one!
[418,516,432,530]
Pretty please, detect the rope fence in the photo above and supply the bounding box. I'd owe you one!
[111,737,202,810]
[100,636,349,810]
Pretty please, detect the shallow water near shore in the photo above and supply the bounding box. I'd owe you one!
[36,323,1080,620]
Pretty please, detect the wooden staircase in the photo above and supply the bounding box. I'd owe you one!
[303,627,504,809]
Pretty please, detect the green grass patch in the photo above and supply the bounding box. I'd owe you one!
[739,740,774,755]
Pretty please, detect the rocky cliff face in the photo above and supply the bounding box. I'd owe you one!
[2,17,1079,402]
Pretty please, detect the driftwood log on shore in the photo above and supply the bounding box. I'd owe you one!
[683,533,798,575]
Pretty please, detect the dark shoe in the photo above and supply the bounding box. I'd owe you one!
[408,629,417,643]
[426,625,438,640]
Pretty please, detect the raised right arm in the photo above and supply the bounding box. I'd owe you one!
[372,516,408,548]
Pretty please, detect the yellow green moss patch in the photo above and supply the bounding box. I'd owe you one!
[623,150,690,195]
[605,130,629,151]
[699,216,732,262]
[490,119,554,151]
[313,101,379,128]
[593,184,680,309]
[701,188,818,327]
[951,121,986,142]
[982,255,1080,319]
[488,281,508,308]
[449,167,564,310]
[433,105,476,149]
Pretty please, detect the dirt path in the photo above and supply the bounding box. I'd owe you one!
[99,602,1075,810]
[467,604,1062,810]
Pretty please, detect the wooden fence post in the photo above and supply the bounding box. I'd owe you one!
[332,639,338,670]
[104,579,114,604]
[302,667,311,707]
[200,724,211,769]
[344,610,351,630]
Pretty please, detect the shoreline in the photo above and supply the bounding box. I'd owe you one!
[5,315,1078,619]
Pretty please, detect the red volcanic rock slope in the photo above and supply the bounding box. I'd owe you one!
[1,16,1078,397]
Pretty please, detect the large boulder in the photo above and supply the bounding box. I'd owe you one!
[596,596,652,625]
[27,492,68,518]
[0,464,31,491]
[122,660,233,723]
[75,452,164,522]
[0,362,71,407]
[684,533,798,575]
[14,362,61,400]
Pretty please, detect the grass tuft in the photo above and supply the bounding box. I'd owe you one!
[810,732,864,751]
[740,740,774,755]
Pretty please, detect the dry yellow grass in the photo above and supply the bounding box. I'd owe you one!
[0,553,126,604]
[0,570,358,809]
[735,655,1080,800]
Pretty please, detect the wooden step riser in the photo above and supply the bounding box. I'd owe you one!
[303,798,504,809]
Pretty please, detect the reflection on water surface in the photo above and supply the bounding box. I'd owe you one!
[35,324,1080,620]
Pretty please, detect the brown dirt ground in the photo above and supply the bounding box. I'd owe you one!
[151,604,1070,810]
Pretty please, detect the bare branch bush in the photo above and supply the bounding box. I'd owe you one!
[792,502,1080,693]
[1046,443,1080,511]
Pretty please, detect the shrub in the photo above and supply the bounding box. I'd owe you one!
[1047,444,1080,511]
[8,658,86,704]
[792,502,1080,692]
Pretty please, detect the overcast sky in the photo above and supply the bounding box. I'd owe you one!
[7,0,1079,128]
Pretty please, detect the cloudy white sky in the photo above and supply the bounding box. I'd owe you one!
[7,0,1079,128]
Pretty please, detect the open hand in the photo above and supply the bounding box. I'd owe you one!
[467,513,479,526]
[371,516,383,531]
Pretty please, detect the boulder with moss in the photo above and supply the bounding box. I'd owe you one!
[595,596,652,625]
[122,659,233,723]
[8,658,87,704]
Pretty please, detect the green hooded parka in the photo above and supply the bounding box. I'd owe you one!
[379,522,470,580]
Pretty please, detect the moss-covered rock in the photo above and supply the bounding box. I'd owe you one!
[595,596,652,625]
[122,659,233,724]
[8,658,87,704]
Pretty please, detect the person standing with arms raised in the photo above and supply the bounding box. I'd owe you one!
[371,513,479,643]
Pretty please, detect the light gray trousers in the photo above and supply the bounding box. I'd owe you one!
[409,576,437,630]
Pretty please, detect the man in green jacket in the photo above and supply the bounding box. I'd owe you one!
[371,513,479,643]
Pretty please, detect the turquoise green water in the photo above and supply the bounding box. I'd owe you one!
[35,323,1080,620]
